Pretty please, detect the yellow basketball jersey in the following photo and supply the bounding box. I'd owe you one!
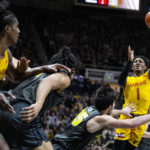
[0,50,9,80]
[123,71,150,115]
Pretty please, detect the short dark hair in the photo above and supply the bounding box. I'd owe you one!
[95,85,116,111]
[49,46,83,73]
[0,9,17,33]
[134,56,149,69]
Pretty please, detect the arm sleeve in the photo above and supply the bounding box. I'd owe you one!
[118,61,132,86]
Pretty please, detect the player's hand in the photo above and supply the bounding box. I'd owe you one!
[121,103,136,117]
[0,93,15,113]
[128,45,134,62]
[43,64,71,73]
[17,57,30,74]
[20,103,41,123]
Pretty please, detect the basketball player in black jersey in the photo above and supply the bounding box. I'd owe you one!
[0,46,82,150]
[52,85,150,150]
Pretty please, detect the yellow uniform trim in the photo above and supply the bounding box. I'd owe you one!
[0,50,9,80]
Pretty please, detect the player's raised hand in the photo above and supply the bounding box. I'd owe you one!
[128,45,134,62]
[17,57,30,74]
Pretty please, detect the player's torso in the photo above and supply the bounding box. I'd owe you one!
[123,72,150,115]
[54,106,102,149]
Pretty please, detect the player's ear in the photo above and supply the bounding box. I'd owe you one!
[5,25,11,33]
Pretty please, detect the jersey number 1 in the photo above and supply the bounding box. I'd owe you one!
[137,88,140,100]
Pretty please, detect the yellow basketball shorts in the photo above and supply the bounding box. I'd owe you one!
[114,115,146,147]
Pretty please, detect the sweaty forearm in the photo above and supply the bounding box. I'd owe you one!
[118,61,132,86]
[111,109,122,117]
[130,114,150,128]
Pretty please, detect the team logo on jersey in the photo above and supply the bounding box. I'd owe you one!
[129,80,146,87]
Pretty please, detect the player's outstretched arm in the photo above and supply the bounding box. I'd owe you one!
[111,103,136,117]
[87,114,150,133]
[21,63,71,81]
[8,50,71,81]
[142,123,150,138]
[143,131,150,138]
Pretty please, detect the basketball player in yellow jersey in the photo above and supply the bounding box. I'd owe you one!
[0,9,71,114]
[113,46,150,150]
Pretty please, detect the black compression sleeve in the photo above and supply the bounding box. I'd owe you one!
[118,61,132,86]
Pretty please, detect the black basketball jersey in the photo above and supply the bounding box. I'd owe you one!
[9,72,66,115]
[52,106,102,150]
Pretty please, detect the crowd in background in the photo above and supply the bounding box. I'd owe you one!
[9,8,150,71]
[34,12,150,70]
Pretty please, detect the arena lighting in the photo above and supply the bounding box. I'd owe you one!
[85,0,97,3]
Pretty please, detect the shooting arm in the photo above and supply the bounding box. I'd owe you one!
[118,45,134,86]
[118,61,132,86]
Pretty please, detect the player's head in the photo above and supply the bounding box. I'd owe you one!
[49,45,82,74]
[0,9,20,45]
[94,85,116,112]
[132,56,148,75]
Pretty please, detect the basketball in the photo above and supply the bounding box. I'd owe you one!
[145,12,150,28]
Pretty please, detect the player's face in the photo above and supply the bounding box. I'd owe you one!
[132,58,147,73]
[7,18,20,45]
